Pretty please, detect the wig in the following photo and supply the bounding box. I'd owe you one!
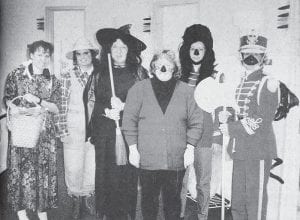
[149,50,180,79]
[98,37,142,75]
[179,24,215,84]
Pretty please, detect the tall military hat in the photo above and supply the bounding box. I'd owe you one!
[239,29,267,53]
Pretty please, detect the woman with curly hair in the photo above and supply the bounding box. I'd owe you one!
[122,50,204,220]
[3,40,62,220]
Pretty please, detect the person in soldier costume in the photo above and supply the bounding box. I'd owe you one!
[219,30,279,220]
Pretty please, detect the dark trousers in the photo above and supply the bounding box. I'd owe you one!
[140,169,185,220]
[94,136,138,220]
[231,159,271,220]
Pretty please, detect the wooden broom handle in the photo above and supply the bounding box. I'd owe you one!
[107,53,120,128]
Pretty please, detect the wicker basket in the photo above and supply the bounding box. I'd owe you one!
[7,96,46,148]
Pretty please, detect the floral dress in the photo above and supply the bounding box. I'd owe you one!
[3,63,62,212]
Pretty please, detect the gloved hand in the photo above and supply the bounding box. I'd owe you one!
[218,110,232,123]
[129,144,140,168]
[184,144,194,168]
[103,108,120,121]
[187,165,197,199]
[61,135,72,144]
[111,96,125,111]
[219,123,229,136]
[23,93,40,103]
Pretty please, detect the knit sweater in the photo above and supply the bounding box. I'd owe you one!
[122,79,204,170]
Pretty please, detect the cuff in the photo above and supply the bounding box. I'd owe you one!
[125,135,137,146]
[187,137,198,147]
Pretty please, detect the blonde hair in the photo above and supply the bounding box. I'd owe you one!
[149,50,181,79]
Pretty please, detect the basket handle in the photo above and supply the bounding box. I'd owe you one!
[6,95,39,126]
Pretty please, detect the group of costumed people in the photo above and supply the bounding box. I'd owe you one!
[1,21,299,220]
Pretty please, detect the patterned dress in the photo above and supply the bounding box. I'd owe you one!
[3,63,62,212]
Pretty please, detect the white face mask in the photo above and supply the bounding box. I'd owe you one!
[189,41,206,64]
[154,57,174,82]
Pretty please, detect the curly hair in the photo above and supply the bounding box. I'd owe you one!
[149,50,180,79]
[179,24,215,84]
[27,40,54,57]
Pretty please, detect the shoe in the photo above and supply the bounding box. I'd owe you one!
[96,212,105,220]
[83,194,96,216]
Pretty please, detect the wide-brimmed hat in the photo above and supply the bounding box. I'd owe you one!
[239,30,267,53]
[66,37,99,59]
[182,24,213,49]
[96,24,146,52]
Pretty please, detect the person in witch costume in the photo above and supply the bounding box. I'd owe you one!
[88,24,148,220]
[58,37,99,219]
[122,50,204,220]
[218,30,280,220]
[179,24,217,220]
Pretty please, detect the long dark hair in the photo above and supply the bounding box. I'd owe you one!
[98,38,142,76]
[179,24,215,84]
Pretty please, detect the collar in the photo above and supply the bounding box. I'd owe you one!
[113,64,126,68]
[22,61,51,80]
[79,65,94,75]
[242,67,263,80]
[192,64,201,72]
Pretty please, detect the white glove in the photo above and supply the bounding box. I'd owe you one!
[219,123,229,136]
[61,135,72,144]
[129,144,140,168]
[23,93,40,103]
[187,165,197,199]
[103,108,120,121]
[218,110,232,124]
[111,96,125,111]
[184,144,194,168]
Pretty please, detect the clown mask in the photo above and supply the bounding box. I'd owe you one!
[154,55,175,81]
[189,41,206,64]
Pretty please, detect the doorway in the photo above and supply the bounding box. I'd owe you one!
[152,0,200,53]
[45,6,86,77]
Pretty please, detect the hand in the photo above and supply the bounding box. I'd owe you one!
[184,144,194,168]
[129,144,140,168]
[219,123,229,136]
[218,110,232,124]
[23,93,40,103]
[111,96,125,111]
[61,135,72,144]
[187,165,197,199]
[103,108,120,121]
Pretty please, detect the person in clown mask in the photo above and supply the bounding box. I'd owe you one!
[122,50,204,220]
[218,30,279,220]
[179,24,217,220]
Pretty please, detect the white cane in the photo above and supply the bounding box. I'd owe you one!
[221,105,228,220]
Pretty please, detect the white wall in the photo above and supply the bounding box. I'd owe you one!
[0,1,299,218]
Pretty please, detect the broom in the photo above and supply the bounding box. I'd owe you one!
[107,53,128,166]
